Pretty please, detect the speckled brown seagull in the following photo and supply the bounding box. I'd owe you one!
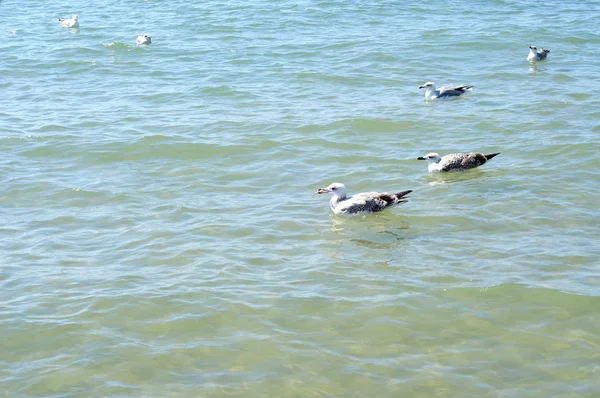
[417,152,500,172]
[527,45,550,61]
[313,183,412,217]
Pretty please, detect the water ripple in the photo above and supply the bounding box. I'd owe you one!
[1,0,600,396]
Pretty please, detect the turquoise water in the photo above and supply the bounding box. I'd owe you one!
[1,0,599,396]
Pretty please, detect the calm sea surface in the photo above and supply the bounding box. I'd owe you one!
[1,0,599,396]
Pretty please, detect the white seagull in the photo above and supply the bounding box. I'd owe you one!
[313,183,412,217]
[136,35,152,45]
[58,15,79,28]
[417,152,500,173]
[527,45,550,61]
[419,81,473,101]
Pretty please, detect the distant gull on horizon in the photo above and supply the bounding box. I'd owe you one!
[417,152,500,173]
[58,15,79,28]
[527,45,550,61]
[313,183,412,217]
[419,81,473,101]
[136,34,152,45]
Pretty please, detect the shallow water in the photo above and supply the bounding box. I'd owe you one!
[1,0,599,396]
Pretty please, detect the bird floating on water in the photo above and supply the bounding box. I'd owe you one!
[419,81,473,101]
[58,15,79,28]
[136,35,152,45]
[313,183,412,217]
[527,45,550,61]
[417,152,500,173]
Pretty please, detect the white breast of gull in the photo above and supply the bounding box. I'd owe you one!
[313,183,412,217]
[417,152,500,173]
[419,81,473,101]
[136,34,152,45]
[58,15,79,28]
[527,45,550,61]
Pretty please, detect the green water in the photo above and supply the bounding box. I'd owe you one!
[1,0,599,396]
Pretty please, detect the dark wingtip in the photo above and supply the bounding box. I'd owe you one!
[395,190,412,199]
[485,153,500,160]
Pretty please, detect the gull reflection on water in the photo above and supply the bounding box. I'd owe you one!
[425,168,488,186]
[528,62,547,74]
[327,213,411,250]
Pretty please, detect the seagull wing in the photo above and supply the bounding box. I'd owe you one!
[440,153,486,172]
[437,85,472,98]
[336,191,410,215]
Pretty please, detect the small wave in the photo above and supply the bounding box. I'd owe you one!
[102,42,131,50]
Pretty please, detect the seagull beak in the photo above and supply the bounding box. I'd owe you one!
[417,156,426,160]
[529,46,533,49]
[419,85,425,89]
[312,188,331,197]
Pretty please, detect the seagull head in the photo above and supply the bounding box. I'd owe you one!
[417,152,442,164]
[419,81,435,90]
[312,182,347,198]
[137,34,152,44]
[72,15,78,20]
[529,45,537,51]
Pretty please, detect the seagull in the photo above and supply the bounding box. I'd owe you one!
[527,45,550,61]
[136,35,152,45]
[417,152,500,172]
[312,183,412,217]
[419,81,473,101]
[58,15,79,28]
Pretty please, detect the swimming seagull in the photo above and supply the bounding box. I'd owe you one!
[312,183,412,217]
[417,152,500,172]
[136,35,152,45]
[527,45,550,61]
[58,15,79,28]
[419,81,473,101]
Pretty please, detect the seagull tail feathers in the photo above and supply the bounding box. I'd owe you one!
[485,153,500,160]
[394,190,412,201]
